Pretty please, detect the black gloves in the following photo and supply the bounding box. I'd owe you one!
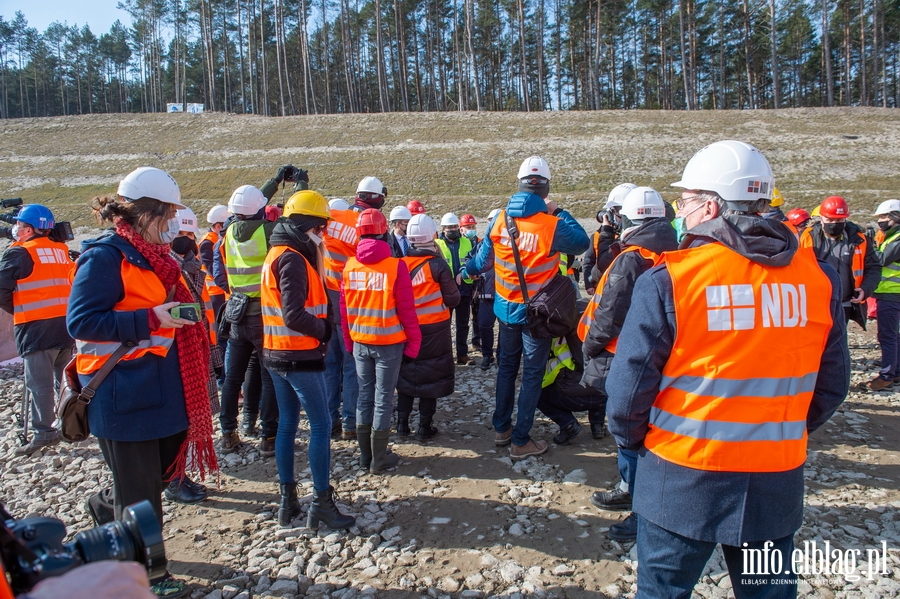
[295,169,309,183]
[276,165,310,185]
[318,320,334,344]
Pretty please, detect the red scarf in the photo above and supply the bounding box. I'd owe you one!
[115,219,219,481]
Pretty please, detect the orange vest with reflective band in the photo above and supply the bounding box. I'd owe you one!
[343,256,408,345]
[490,210,559,304]
[75,261,181,375]
[323,209,360,292]
[644,243,832,473]
[199,277,216,345]
[577,246,662,348]
[403,255,449,325]
[261,246,328,351]
[11,236,73,325]
[799,227,867,289]
[201,231,225,297]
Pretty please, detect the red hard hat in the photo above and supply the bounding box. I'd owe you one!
[460,213,477,227]
[356,208,388,236]
[785,208,811,227]
[406,200,426,215]
[820,196,849,219]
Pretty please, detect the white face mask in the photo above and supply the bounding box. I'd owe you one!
[11,225,19,240]
[307,231,323,246]
[157,217,180,244]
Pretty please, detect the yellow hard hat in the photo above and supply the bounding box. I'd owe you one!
[284,190,331,220]
[811,205,821,218]
[770,187,784,207]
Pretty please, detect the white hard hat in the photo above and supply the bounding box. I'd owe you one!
[621,187,666,221]
[357,176,385,196]
[488,208,502,221]
[206,204,231,224]
[440,212,460,227]
[328,198,350,211]
[389,206,412,221]
[605,183,637,208]
[228,185,267,216]
[117,167,185,208]
[407,214,438,244]
[672,140,774,205]
[176,207,201,234]
[875,199,900,216]
[517,156,551,180]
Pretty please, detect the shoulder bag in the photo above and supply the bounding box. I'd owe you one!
[56,344,130,442]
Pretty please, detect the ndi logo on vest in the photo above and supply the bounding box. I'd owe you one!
[705,284,808,332]
[741,540,890,583]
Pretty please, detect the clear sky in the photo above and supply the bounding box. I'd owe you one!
[0,0,131,35]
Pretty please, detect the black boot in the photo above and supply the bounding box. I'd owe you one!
[278,482,302,526]
[307,486,356,530]
[241,412,259,438]
[396,412,411,437]
[370,429,400,474]
[356,425,372,470]
[415,414,438,441]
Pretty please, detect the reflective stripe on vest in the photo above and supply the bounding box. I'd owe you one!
[644,242,833,473]
[542,337,574,388]
[435,237,473,284]
[876,230,900,294]
[801,228,868,290]
[261,245,329,351]
[343,256,408,344]
[11,237,73,325]
[490,210,559,304]
[323,209,360,292]
[403,255,450,325]
[199,275,217,346]
[225,224,268,297]
[75,261,178,375]
[201,231,225,297]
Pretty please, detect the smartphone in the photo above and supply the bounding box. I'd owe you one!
[170,303,203,322]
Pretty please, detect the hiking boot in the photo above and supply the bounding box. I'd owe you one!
[456,354,475,366]
[415,414,438,441]
[590,488,632,511]
[150,573,187,598]
[330,420,343,439]
[480,355,493,370]
[341,429,357,440]
[510,439,549,460]
[370,429,400,474]
[870,377,893,391]
[495,428,512,446]
[220,431,242,453]
[608,513,638,541]
[278,482,302,526]
[396,412,411,437]
[259,436,276,456]
[307,486,355,530]
[590,423,608,439]
[553,421,583,446]
[14,435,59,456]
[356,424,372,470]
[165,477,207,504]
[240,413,258,438]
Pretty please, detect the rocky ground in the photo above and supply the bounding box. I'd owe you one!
[2,323,900,598]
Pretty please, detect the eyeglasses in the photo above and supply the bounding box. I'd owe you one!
[675,195,704,211]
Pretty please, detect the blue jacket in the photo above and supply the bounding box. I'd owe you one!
[606,215,849,545]
[67,232,188,442]
[463,192,589,324]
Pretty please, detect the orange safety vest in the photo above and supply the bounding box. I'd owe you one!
[200,231,226,297]
[403,255,449,325]
[644,243,832,473]
[11,236,73,325]
[75,261,181,375]
[323,209,360,292]
[343,256,408,345]
[799,227,867,289]
[198,275,216,346]
[577,246,662,348]
[490,210,559,303]
[261,246,328,351]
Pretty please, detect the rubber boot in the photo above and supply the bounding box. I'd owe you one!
[396,412,411,437]
[356,424,372,470]
[370,429,400,474]
[307,486,356,530]
[415,414,438,441]
[278,482,302,526]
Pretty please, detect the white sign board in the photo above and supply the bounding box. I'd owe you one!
[187,103,205,114]
[167,103,184,112]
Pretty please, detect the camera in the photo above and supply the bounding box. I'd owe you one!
[282,165,300,183]
[0,198,74,243]
[0,500,166,595]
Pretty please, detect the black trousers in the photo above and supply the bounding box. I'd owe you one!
[397,393,437,417]
[452,295,472,357]
[220,313,279,437]
[98,429,188,528]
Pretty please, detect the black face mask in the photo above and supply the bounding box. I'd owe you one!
[171,235,197,256]
[823,222,846,237]
[445,229,461,242]
[879,220,893,232]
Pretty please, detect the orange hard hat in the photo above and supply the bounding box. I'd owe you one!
[820,196,849,219]
[407,200,426,215]
[356,208,388,236]
[460,213,477,227]
[785,208,811,227]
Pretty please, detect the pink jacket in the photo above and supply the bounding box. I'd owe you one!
[340,238,422,358]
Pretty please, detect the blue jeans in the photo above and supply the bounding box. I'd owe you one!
[493,321,552,446]
[353,342,403,431]
[477,299,497,360]
[636,516,796,599]
[618,447,638,495]
[325,292,358,430]
[270,369,332,491]
[877,299,900,380]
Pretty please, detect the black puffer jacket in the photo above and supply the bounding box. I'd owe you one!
[581,218,678,391]
[397,247,460,399]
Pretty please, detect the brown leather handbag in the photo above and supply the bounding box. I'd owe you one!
[56,344,130,442]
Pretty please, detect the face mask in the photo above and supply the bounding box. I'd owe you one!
[464,229,477,240]
[678,201,707,231]
[11,225,20,240]
[672,217,686,242]
[171,235,197,256]
[823,222,846,237]
[156,217,180,244]
[879,220,893,232]
[307,231,323,246]
[445,229,461,242]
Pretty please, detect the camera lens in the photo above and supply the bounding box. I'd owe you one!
[71,500,167,580]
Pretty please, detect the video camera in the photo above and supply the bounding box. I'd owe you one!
[0,198,75,243]
[0,500,166,595]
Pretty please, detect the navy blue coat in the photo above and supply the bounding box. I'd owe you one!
[67,233,188,442]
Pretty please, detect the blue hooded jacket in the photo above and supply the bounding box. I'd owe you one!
[463,192,589,324]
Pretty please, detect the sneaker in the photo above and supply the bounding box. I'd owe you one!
[870,377,893,391]
[590,423,608,439]
[341,429,357,440]
[259,437,276,456]
[590,488,632,511]
[608,513,638,541]
[164,478,207,504]
[510,439,549,460]
[150,574,188,598]
[552,422,583,446]
[14,436,59,456]
[495,428,512,446]
[220,431,242,453]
